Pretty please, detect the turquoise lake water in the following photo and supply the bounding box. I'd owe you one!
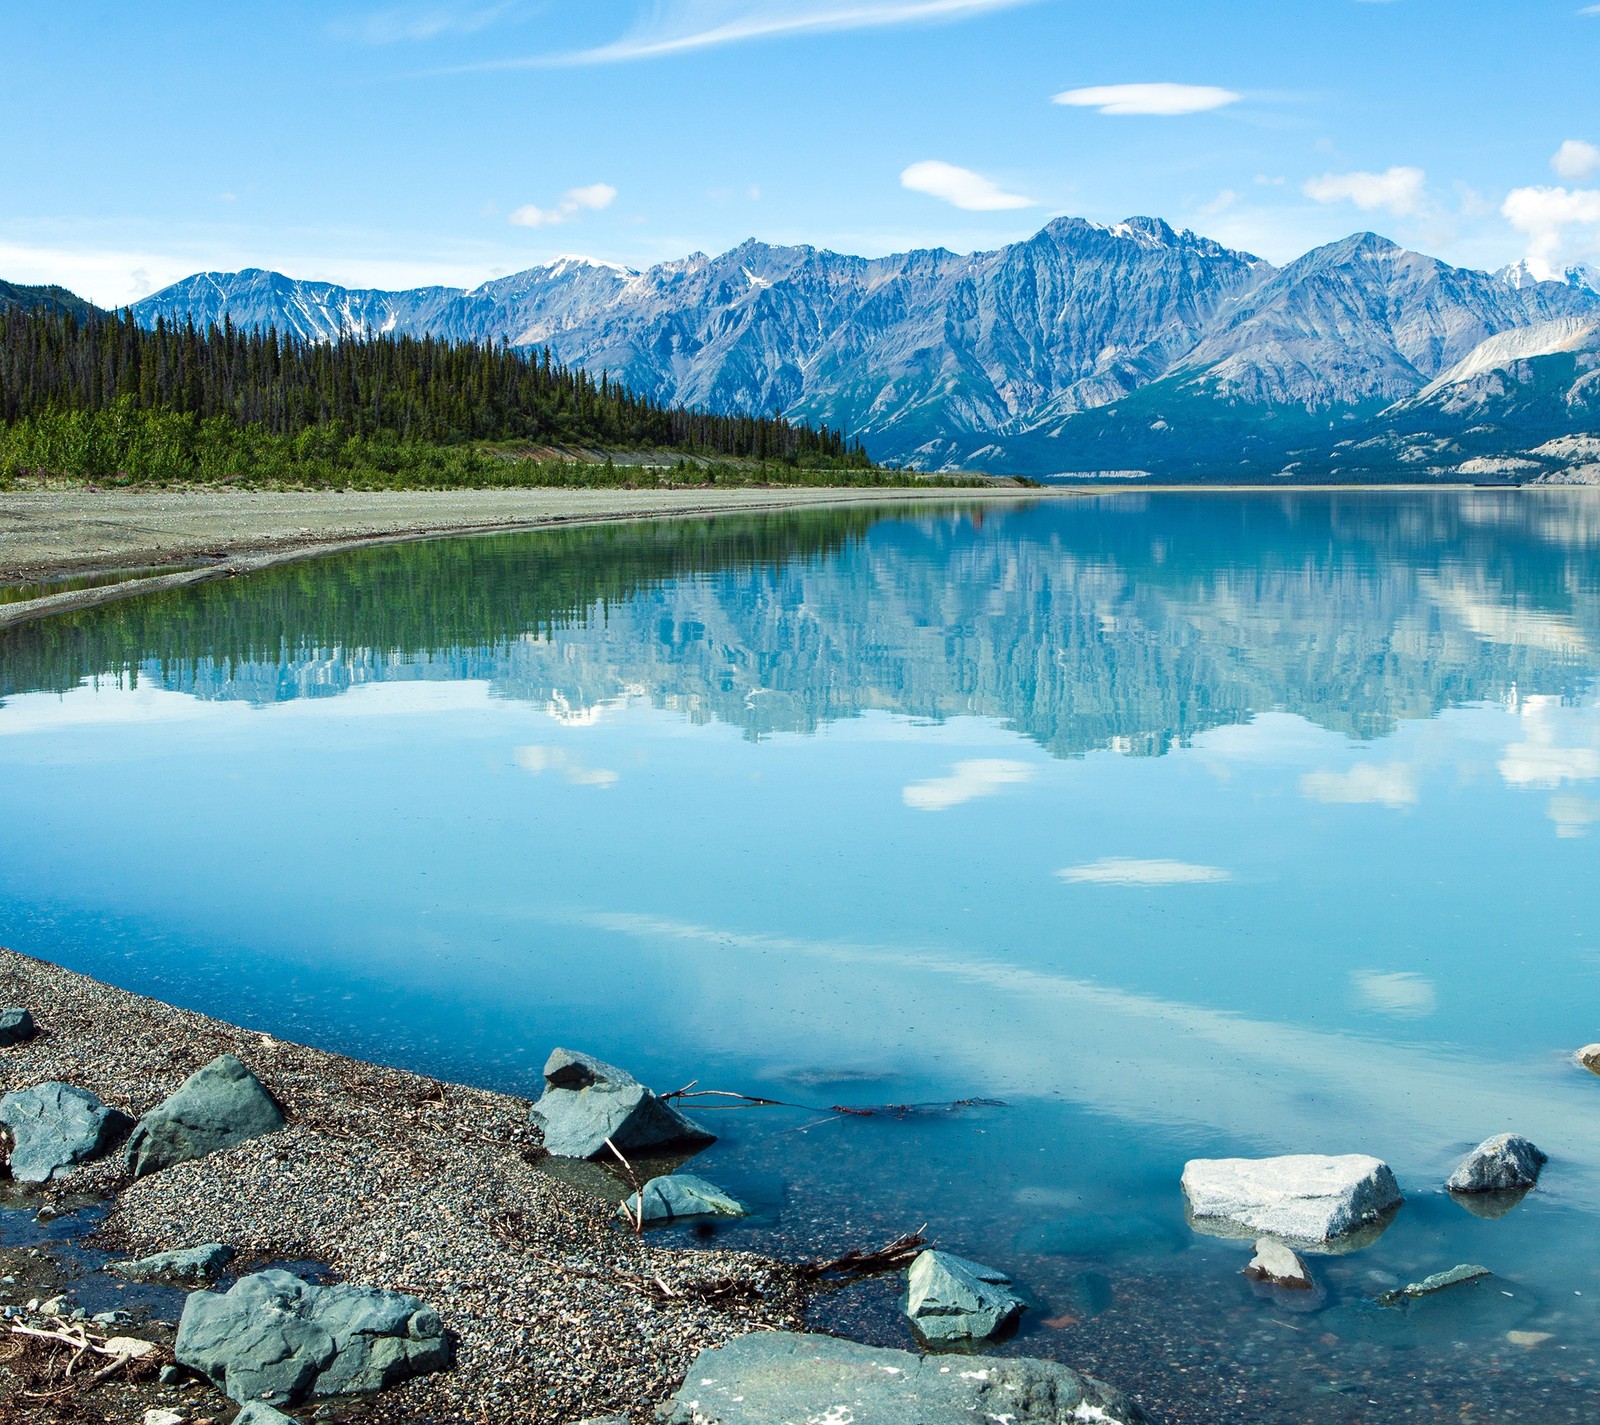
[2,491,1598,1419]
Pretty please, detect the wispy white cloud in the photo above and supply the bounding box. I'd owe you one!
[900,160,1033,212]
[1352,970,1437,1019]
[513,744,619,787]
[509,183,618,229]
[1058,858,1232,886]
[1301,762,1418,809]
[902,758,1033,811]
[1303,165,1427,218]
[1502,183,1600,274]
[1553,139,1600,182]
[1052,83,1240,116]
[516,0,1037,67]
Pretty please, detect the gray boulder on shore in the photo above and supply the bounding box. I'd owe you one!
[618,1173,747,1226]
[1446,1134,1547,1194]
[529,1048,713,1160]
[110,1243,234,1284]
[175,1268,450,1405]
[125,1054,285,1179]
[904,1250,1025,1344]
[659,1330,1146,1424]
[0,1008,36,1046]
[0,1082,132,1183]
[1182,1153,1403,1245]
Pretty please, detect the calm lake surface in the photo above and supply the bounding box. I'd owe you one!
[3,491,1599,1420]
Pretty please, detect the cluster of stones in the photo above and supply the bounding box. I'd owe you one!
[1,1005,452,1411]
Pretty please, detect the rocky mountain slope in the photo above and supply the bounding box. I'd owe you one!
[128,220,1600,479]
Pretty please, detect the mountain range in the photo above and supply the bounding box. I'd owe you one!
[121,219,1600,481]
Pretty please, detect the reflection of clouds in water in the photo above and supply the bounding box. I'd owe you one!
[902,758,1033,812]
[1301,762,1418,809]
[1352,969,1437,1018]
[1058,858,1231,886]
[1499,695,1600,788]
[513,745,619,787]
[569,910,1600,1189]
[1549,794,1600,838]
[1418,573,1589,655]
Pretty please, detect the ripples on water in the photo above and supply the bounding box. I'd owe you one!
[2,491,1598,1419]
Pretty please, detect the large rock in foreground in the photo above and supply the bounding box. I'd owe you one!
[659,1331,1145,1425]
[1446,1134,1546,1194]
[905,1250,1025,1344]
[175,1269,450,1405]
[0,1082,132,1182]
[529,1048,713,1160]
[1182,1154,1402,1245]
[125,1055,285,1178]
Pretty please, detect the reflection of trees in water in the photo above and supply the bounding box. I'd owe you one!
[3,494,1598,760]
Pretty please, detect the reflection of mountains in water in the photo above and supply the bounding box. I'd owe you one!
[3,494,1597,759]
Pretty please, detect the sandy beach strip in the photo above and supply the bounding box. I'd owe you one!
[0,945,808,1424]
[0,485,1047,629]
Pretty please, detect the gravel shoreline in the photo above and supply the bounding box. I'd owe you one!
[0,486,1045,629]
[0,946,808,1423]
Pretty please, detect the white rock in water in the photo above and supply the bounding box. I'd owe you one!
[1577,1044,1600,1076]
[1182,1154,1403,1244]
[1244,1238,1313,1290]
[1445,1134,1546,1194]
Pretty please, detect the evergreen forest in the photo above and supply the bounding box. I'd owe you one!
[0,308,933,488]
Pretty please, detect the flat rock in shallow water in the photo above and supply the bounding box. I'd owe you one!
[0,1081,132,1182]
[1245,1238,1313,1290]
[1377,1264,1492,1307]
[235,1403,296,1424]
[1446,1134,1546,1193]
[125,1054,284,1178]
[659,1331,1146,1425]
[528,1047,713,1160]
[618,1172,747,1225]
[1182,1153,1402,1246]
[175,1268,450,1405]
[0,1008,36,1046]
[905,1250,1025,1344]
[111,1243,234,1284]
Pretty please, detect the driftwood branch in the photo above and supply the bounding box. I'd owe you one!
[796,1229,929,1281]
[604,1136,646,1235]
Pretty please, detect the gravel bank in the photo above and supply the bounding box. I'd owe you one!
[0,486,1045,629]
[0,946,807,1423]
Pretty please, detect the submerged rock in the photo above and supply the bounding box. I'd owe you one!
[528,1048,713,1160]
[904,1250,1025,1345]
[235,1405,297,1425]
[1446,1134,1546,1194]
[175,1268,450,1405]
[1182,1154,1403,1246]
[125,1055,284,1178]
[1244,1238,1313,1291]
[1377,1264,1492,1307]
[658,1330,1145,1425]
[111,1243,234,1284]
[0,1009,36,1047]
[0,1082,132,1183]
[618,1173,747,1226]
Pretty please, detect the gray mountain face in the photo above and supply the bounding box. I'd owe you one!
[130,219,1600,475]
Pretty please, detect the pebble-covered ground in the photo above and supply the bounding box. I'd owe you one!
[0,946,807,1424]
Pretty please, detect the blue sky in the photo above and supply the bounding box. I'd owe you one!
[2,0,1598,305]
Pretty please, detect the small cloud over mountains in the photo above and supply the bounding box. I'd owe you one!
[1303,166,1427,217]
[900,161,1033,211]
[510,183,618,228]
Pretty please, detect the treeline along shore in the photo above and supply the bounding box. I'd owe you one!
[0,307,963,489]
